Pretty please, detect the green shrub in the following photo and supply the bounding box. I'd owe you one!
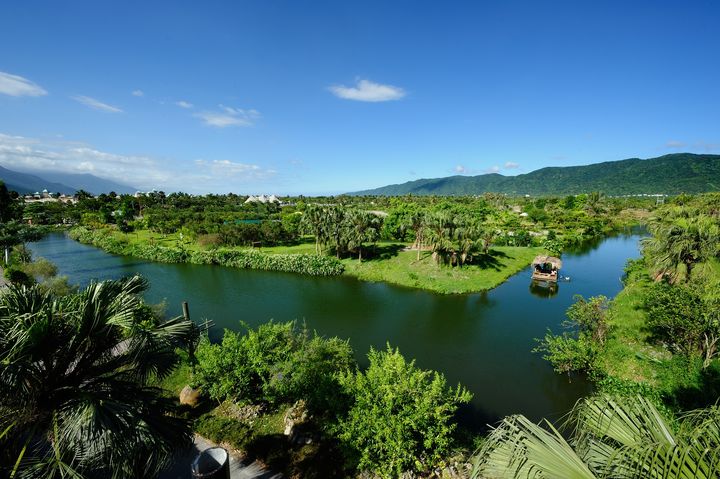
[69,227,344,276]
[194,321,354,413]
[4,266,34,287]
[335,345,471,478]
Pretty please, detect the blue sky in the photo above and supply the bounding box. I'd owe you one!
[0,1,718,194]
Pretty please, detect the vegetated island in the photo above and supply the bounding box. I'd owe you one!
[58,191,649,294]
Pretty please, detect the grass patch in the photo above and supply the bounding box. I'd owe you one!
[596,266,720,410]
[342,246,545,294]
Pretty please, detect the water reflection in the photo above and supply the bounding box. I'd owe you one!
[529,280,559,298]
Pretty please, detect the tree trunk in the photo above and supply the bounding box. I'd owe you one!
[4,247,8,265]
[358,247,362,263]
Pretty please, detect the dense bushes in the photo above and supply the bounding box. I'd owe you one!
[336,345,472,478]
[68,227,344,276]
[194,321,354,414]
[192,322,472,478]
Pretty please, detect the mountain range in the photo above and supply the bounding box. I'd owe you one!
[0,166,136,196]
[350,153,720,196]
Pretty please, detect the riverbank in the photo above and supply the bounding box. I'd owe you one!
[590,260,720,408]
[68,226,546,294]
[341,246,544,294]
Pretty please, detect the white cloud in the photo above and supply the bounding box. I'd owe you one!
[195,159,276,180]
[504,161,519,169]
[131,90,144,97]
[72,95,123,113]
[454,165,466,174]
[484,166,500,174]
[176,100,193,109]
[329,79,406,102]
[0,133,276,193]
[0,71,47,97]
[194,105,260,128]
[666,140,685,148]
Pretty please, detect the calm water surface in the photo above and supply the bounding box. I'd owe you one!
[29,231,643,429]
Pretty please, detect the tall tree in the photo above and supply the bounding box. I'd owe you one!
[0,181,19,223]
[0,221,42,265]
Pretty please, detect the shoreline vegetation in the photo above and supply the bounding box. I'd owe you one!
[537,193,720,412]
[68,226,545,294]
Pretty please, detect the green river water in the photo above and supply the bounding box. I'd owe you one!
[29,230,643,429]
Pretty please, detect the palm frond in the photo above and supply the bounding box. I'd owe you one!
[471,414,597,479]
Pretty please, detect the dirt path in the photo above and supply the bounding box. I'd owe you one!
[160,435,282,479]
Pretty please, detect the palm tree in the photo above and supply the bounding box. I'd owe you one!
[301,204,327,254]
[454,215,481,266]
[585,191,606,215]
[471,394,720,479]
[642,207,720,282]
[0,275,195,478]
[344,210,382,262]
[406,210,427,261]
[424,211,455,265]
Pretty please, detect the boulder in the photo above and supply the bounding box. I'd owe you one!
[179,385,201,407]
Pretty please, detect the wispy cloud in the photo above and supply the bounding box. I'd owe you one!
[0,71,47,97]
[329,79,406,102]
[131,89,144,97]
[454,165,466,174]
[504,161,519,169]
[176,100,193,109]
[664,140,719,152]
[0,133,276,193]
[483,166,500,174]
[194,105,260,128]
[72,95,123,113]
[195,159,275,180]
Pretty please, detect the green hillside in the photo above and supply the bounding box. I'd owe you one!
[350,153,720,196]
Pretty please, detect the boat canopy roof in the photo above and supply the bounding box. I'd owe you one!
[532,255,562,269]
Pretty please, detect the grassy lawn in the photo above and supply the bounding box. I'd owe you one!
[599,279,670,386]
[342,245,545,294]
[597,266,720,404]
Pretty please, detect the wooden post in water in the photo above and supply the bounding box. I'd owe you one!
[182,301,190,321]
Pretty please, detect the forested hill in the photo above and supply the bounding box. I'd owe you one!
[350,153,720,196]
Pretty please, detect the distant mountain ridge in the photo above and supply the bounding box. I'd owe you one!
[0,165,136,195]
[350,153,720,196]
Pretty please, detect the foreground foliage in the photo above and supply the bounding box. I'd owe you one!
[0,276,195,478]
[336,345,472,478]
[471,394,720,478]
